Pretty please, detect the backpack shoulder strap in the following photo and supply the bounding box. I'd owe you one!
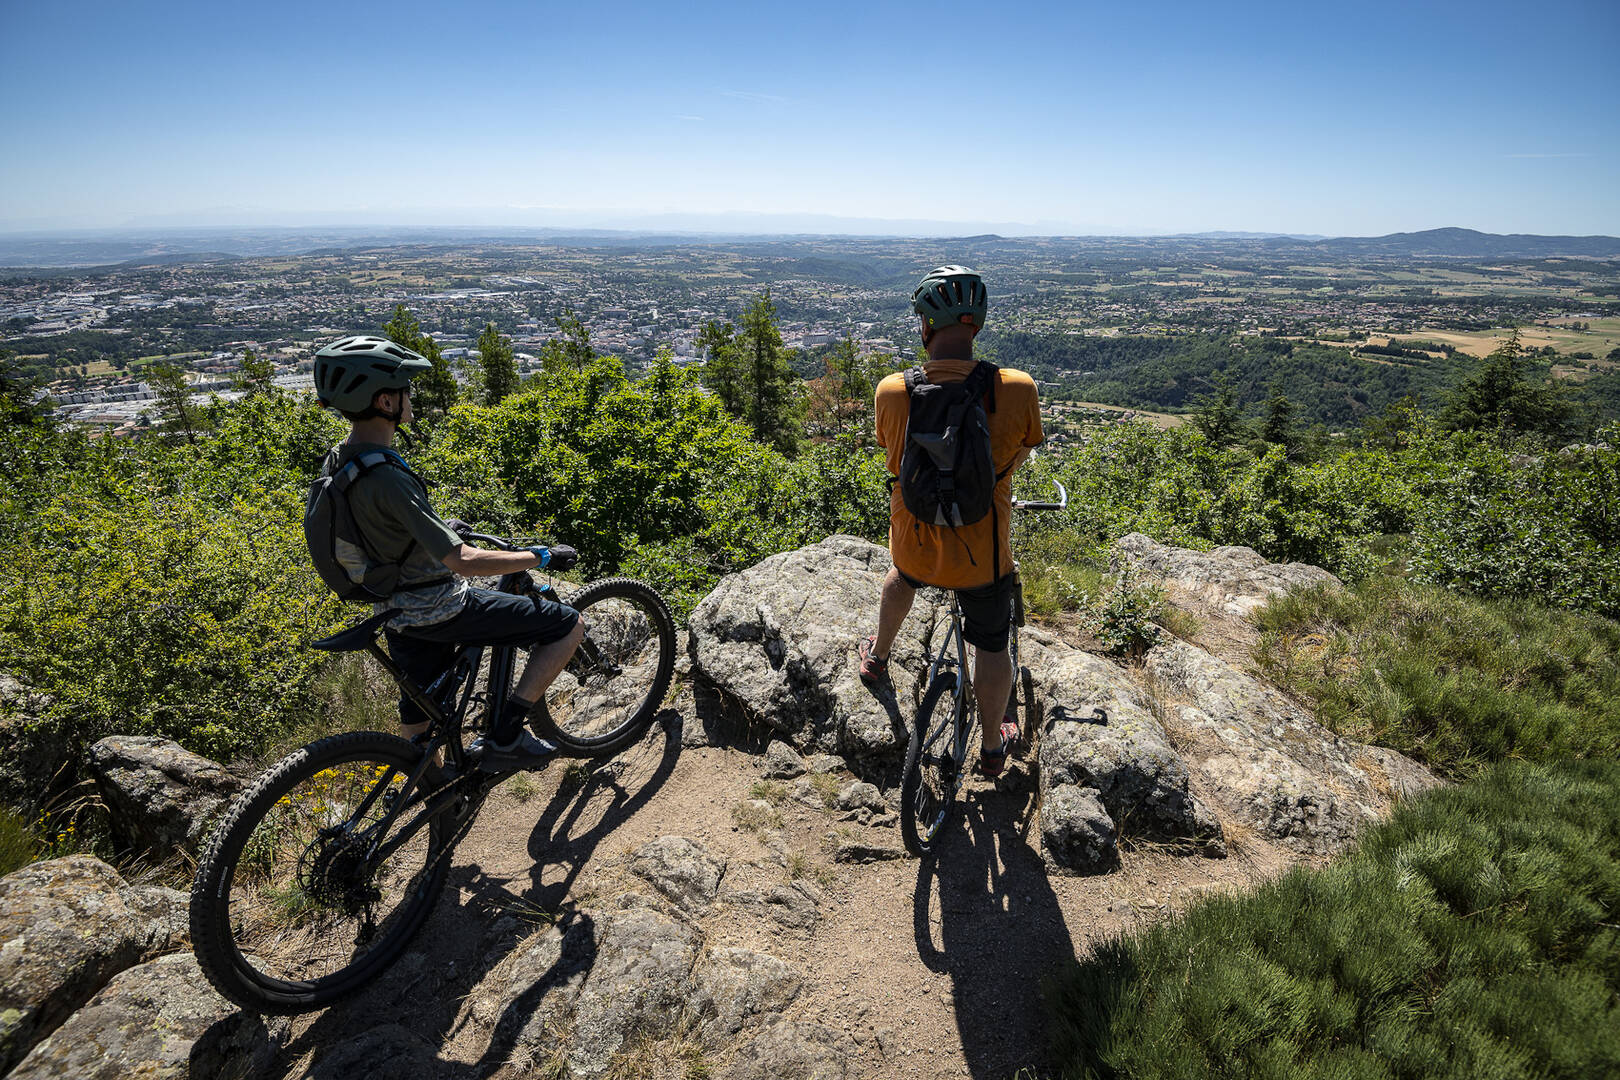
[963,360,1000,413]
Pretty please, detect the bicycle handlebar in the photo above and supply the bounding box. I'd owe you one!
[1012,480,1068,512]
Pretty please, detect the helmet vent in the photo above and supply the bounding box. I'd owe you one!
[341,373,368,396]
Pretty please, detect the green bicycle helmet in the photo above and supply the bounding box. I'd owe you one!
[313,335,432,415]
[911,265,987,333]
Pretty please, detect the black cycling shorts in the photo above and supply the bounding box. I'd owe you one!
[896,569,1016,653]
[385,586,579,726]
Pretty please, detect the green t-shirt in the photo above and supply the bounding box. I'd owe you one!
[321,442,469,628]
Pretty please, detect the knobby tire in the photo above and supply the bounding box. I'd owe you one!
[901,672,965,857]
[190,731,454,1015]
[530,577,676,757]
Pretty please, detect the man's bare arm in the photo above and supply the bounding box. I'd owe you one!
[442,545,540,577]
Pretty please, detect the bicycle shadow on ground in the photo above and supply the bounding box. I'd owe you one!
[911,769,1076,1080]
[276,712,682,1079]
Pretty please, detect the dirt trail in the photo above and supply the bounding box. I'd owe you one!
[275,673,1299,1080]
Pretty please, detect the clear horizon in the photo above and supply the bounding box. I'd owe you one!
[3,0,1617,236]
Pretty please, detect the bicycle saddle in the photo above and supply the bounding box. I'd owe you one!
[310,609,400,652]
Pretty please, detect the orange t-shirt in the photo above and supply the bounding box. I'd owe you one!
[875,359,1044,589]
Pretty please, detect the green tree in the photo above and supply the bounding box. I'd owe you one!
[233,347,276,397]
[737,291,803,454]
[0,350,50,427]
[1260,384,1294,447]
[1440,331,1579,442]
[476,322,519,406]
[697,319,745,419]
[147,361,198,444]
[538,307,595,373]
[1191,371,1244,446]
[382,305,458,420]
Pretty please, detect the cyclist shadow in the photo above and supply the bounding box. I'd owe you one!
[911,774,1075,1080]
[276,712,683,1077]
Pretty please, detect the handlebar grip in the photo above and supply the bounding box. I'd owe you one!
[1015,501,1067,511]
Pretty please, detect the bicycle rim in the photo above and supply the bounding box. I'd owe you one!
[190,731,451,1014]
[901,673,964,857]
[532,577,675,756]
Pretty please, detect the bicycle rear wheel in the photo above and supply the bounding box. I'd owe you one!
[900,672,967,857]
[189,731,455,1014]
[530,577,676,756]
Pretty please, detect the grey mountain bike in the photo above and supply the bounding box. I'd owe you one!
[899,483,1067,857]
[190,533,675,1015]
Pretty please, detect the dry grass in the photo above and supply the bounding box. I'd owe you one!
[731,801,782,832]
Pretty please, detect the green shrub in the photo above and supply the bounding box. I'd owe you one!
[1088,570,1166,658]
[1254,577,1620,777]
[1047,759,1620,1080]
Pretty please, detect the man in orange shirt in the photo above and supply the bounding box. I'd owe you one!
[859,266,1043,775]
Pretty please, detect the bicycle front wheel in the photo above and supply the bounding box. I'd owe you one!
[189,731,453,1014]
[901,672,967,857]
[531,577,676,756]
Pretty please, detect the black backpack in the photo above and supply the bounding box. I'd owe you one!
[304,448,422,603]
[898,360,999,531]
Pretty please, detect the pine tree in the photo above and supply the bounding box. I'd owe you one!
[382,305,458,419]
[1192,371,1244,445]
[1260,384,1294,446]
[147,360,197,444]
[697,319,744,419]
[1441,330,1578,442]
[737,291,803,454]
[476,322,519,406]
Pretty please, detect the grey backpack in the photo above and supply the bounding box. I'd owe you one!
[303,448,418,603]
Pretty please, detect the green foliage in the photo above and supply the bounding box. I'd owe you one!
[1046,758,1620,1080]
[1439,331,1580,442]
[146,360,201,444]
[538,307,595,373]
[233,347,276,396]
[738,292,805,454]
[1191,370,1244,445]
[1087,568,1165,657]
[0,809,37,876]
[1407,426,1620,617]
[382,304,458,420]
[1255,576,1620,777]
[476,322,519,405]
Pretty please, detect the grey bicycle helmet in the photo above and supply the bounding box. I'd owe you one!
[313,334,432,415]
[911,265,987,333]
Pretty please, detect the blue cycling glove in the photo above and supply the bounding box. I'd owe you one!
[527,545,551,569]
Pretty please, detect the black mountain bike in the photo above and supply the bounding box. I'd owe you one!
[899,484,1067,857]
[189,534,675,1015]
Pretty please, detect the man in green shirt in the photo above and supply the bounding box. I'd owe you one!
[313,334,583,770]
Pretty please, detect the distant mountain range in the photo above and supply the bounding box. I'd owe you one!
[0,225,1616,269]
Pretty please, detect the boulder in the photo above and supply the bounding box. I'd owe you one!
[8,952,283,1080]
[1110,532,1339,619]
[763,741,807,779]
[629,836,726,916]
[831,781,886,813]
[86,736,244,861]
[565,899,701,1077]
[718,1019,854,1080]
[299,1024,447,1080]
[1028,633,1223,871]
[719,883,821,934]
[689,536,945,760]
[1145,640,1440,854]
[0,856,147,1072]
[689,947,804,1046]
[464,912,597,1062]
[1040,786,1117,872]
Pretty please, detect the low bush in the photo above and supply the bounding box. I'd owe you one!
[1254,577,1620,777]
[1047,759,1620,1079]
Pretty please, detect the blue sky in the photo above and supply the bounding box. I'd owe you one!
[2,0,1616,236]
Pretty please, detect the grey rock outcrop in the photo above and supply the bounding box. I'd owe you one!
[1110,532,1339,618]
[1026,631,1224,871]
[0,676,66,810]
[719,882,822,933]
[689,536,942,759]
[8,953,283,1080]
[718,1019,855,1080]
[1145,640,1440,853]
[300,1024,448,1080]
[0,857,152,1072]
[86,736,244,861]
[630,836,727,916]
[690,947,804,1046]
